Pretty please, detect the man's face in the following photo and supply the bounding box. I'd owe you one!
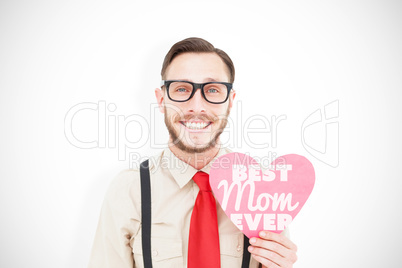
[156,52,235,153]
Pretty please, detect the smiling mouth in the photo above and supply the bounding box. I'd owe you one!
[180,121,212,130]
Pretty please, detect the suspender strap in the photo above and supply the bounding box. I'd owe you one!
[242,234,251,268]
[139,159,250,268]
[140,160,153,268]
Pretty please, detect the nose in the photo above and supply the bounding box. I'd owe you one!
[187,87,206,113]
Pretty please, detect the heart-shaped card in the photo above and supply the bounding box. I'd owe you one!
[210,153,315,238]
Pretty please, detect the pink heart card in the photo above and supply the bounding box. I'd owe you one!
[209,152,315,238]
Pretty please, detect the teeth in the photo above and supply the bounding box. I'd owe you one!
[184,122,208,129]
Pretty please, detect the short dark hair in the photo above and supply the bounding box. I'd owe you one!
[161,37,235,83]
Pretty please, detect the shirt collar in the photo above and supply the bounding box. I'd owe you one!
[163,147,232,189]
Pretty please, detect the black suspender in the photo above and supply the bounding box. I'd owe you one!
[139,160,250,268]
[242,235,251,268]
[140,160,153,268]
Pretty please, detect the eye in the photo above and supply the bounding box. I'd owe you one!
[170,82,192,93]
[176,87,188,92]
[204,83,225,94]
[207,88,219,93]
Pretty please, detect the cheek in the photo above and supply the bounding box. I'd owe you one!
[213,105,230,118]
[164,102,186,120]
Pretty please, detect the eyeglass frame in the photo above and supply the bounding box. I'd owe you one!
[161,80,233,104]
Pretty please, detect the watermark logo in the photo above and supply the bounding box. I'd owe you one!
[64,100,339,169]
[64,100,287,163]
[301,100,339,168]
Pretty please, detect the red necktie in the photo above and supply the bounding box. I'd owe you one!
[188,171,221,268]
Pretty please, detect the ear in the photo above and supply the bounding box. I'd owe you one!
[154,88,165,113]
[228,90,236,109]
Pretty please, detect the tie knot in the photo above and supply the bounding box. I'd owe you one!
[192,171,211,192]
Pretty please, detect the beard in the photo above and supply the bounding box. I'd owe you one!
[164,105,230,154]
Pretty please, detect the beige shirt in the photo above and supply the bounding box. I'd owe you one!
[88,147,263,268]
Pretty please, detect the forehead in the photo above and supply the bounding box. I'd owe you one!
[165,52,230,82]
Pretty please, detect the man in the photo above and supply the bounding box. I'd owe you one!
[89,37,298,268]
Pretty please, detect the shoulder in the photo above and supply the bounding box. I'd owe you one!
[104,169,140,203]
[105,150,164,199]
[110,169,140,188]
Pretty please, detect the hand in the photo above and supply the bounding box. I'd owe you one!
[248,231,298,268]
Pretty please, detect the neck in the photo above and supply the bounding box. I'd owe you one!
[168,142,220,170]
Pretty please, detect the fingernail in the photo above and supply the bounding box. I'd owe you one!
[248,246,254,252]
[260,231,266,237]
[250,238,256,244]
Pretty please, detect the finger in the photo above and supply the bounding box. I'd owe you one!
[248,245,286,267]
[250,237,289,259]
[259,231,298,252]
[249,237,297,263]
[251,253,280,268]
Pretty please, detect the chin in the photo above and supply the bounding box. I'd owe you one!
[177,140,217,154]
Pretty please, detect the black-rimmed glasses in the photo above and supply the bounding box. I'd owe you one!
[161,80,233,104]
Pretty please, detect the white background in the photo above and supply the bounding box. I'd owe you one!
[1,0,401,267]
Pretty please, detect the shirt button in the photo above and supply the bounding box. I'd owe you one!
[152,250,158,257]
[237,245,242,252]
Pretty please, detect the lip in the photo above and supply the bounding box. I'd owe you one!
[179,120,212,131]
